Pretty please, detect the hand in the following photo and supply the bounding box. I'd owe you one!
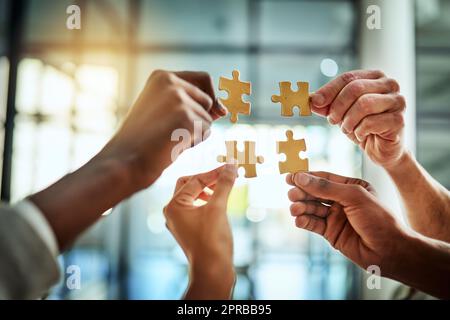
[98,70,227,190]
[286,171,409,276]
[164,164,237,299]
[310,70,406,168]
[28,71,227,252]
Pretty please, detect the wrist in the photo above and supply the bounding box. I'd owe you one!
[186,256,235,300]
[89,153,136,193]
[94,145,158,192]
[388,229,422,276]
[386,228,450,296]
[190,255,235,282]
[383,150,412,175]
[29,152,137,250]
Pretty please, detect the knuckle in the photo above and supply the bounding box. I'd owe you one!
[304,217,313,230]
[393,112,405,128]
[352,178,371,189]
[372,69,385,78]
[385,78,400,92]
[153,70,176,84]
[351,184,367,197]
[289,203,297,214]
[395,94,406,110]
[198,71,211,81]
[357,95,374,113]
[177,176,188,184]
[316,177,329,190]
[162,204,171,217]
[170,87,187,104]
[220,172,235,184]
[341,119,354,133]
[341,71,357,84]
[174,107,192,126]
[295,216,304,228]
[361,118,373,131]
[348,80,365,98]
[287,188,298,202]
[150,69,166,81]
[165,72,178,84]
[150,69,163,78]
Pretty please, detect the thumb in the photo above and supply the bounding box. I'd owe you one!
[209,164,237,207]
[292,172,365,207]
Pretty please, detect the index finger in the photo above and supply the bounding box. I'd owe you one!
[175,166,224,201]
[174,71,227,120]
[294,171,374,194]
[311,70,385,109]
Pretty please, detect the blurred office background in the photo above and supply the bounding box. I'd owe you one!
[0,0,448,299]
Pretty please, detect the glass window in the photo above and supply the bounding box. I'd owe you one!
[416,0,450,189]
[416,0,450,48]
[416,54,450,113]
[138,0,249,46]
[259,0,355,48]
[24,0,75,44]
[417,120,450,188]
[0,0,8,55]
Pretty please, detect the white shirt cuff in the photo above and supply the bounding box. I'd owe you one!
[13,199,59,257]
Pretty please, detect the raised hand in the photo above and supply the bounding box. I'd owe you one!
[99,70,227,190]
[164,164,237,299]
[286,171,407,273]
[310,70,406,168]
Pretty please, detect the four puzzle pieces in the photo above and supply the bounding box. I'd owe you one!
[219,70,251,123]
[215,74,311,177]
[272,81,312,117]
[277,130,309,174]
[217,141,264,178]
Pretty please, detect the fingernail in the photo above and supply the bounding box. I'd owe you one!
[312,93,325,107]
[216,99,228,115]
[341,126,348,134]
[328,116,337,125]
[296,173,310,186]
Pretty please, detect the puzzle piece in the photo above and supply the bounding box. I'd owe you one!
[219,70,251,123]
[271,81,312,117]
[217,141,264,178]
[277,130,309,174]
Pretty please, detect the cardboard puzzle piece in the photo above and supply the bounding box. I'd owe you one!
[271,81,312,117]
[219,70,251,123]
[277,130,309,174]
[217,141,264,178]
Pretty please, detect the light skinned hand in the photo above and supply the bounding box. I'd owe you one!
[164,164,238,299]
[97,70,227,191]
[310,70,406,168]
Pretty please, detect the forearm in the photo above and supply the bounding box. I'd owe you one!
[29,154,135,251]
[385,151,450,242]
[388,232,450,299]
[184,258,235,300]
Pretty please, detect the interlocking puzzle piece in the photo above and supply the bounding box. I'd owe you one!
[219,70,251,123]
[271,81,312,117]
[277,130,309,174]
[217,141,264,178]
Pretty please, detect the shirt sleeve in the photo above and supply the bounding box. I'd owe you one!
[0,200,60,299]
[13,200,59,258]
